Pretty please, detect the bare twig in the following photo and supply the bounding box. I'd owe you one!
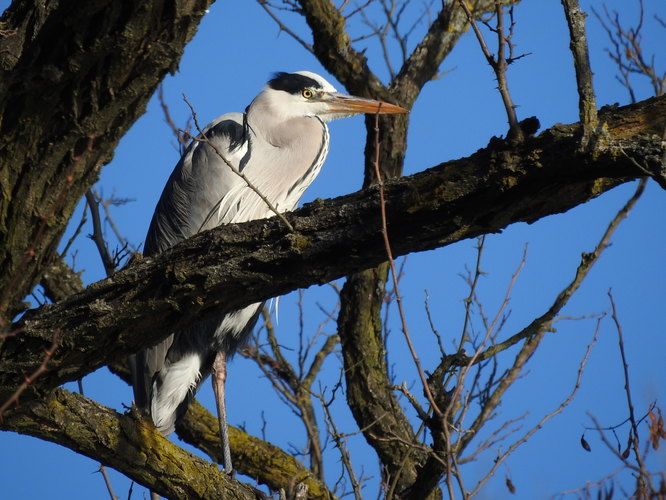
[607,290,652,495]
[97,192,138,253]
[455,177,647,469]
[244,304,340,481]
[468,314,600,497]
[470,178,648,365]
[158,84,191,153]
[85,190,117,276]
[315,382,363,500]
[257,1,315,54]
[593,0,666,101]
[459,235,486,351]
[182,94,295,232]
[371,111,442,418]
[60,204,89,258]
[0,331,60,420]
[457,0,523,142]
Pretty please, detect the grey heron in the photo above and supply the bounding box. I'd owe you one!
[131,71,407,481]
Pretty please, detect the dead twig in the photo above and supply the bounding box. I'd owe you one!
[0,331,60,420]
[468,314,600,497]
[182,94,295,232]
[457,0,524,142]
[371,111,442,418]
[607,290,653,495]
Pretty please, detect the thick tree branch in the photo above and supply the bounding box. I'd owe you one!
[392,0,508,106]
[297,0,386,97]
[1,95,663,401]
[0,388,258,500]
[106,358,334,498]
[177,400,335,499]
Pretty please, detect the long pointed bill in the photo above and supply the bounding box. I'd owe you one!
[325,93,408,115]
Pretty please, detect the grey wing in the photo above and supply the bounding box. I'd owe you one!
[143,113,249,254]
[132,113,249,413]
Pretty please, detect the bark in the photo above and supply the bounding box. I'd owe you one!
[106,357,335,498]
[303,4,504,493]
[338,266,429,489]
[176,400,335,499]
[0,0,214,318]
[1,94,662,403]
[0,388,259,500]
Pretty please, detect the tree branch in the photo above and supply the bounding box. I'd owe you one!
[561,0,598,142]
[176,399,336,499]
[0,388,258,500]
[1,95,663,401]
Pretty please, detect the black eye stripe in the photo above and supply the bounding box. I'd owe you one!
[268,72,322,95]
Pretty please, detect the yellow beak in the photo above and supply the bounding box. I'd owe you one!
[324,93,408,115]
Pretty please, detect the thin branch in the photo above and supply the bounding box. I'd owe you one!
[593,1,666,101]
[315,383,363,500]
[85,190,117,276]
[60,204,89,258]
[561,0,598,143]
[98,465,119,500]
[182,94,295,232]
[98,192,138,253]
[0,331,60,420]
[456,177,647,461]
[468,314,600,497]
[471,177,648,365]
[457,0,523,141]
[372,111,442,418]
[607,290,652,494]
[459,235,486,351]
[158,84,191,153]
[257,0,315,54]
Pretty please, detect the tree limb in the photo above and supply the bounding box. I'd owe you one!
[0,388,258,500]
[1,95,663,402]
[177,400,336,499]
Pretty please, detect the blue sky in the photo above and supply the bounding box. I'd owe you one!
[3,1,665,498]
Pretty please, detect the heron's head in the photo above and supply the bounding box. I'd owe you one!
[251,71,408,122]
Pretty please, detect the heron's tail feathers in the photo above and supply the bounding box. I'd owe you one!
[150,352,202,435]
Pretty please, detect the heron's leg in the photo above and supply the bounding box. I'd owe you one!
[212,350,234,474]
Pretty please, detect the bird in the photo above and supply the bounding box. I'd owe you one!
[131,71,407,481]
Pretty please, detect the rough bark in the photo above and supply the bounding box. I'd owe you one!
[302,4,508,493]
[1,94,662,403]
[0,0,214,318]
[176,400,335,499]
[106,357,335,498]
[338,266,429,490]
[1,388,258,500]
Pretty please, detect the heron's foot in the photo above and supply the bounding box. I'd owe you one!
[222,466,236,479]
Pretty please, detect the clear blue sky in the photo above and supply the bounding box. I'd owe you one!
[3,1,665,498]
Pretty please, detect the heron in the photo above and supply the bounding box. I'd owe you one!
[131,71,407,483]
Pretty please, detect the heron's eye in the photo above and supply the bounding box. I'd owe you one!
[302,88,314,99]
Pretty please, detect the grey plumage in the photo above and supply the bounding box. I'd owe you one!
[131,71,407,476]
